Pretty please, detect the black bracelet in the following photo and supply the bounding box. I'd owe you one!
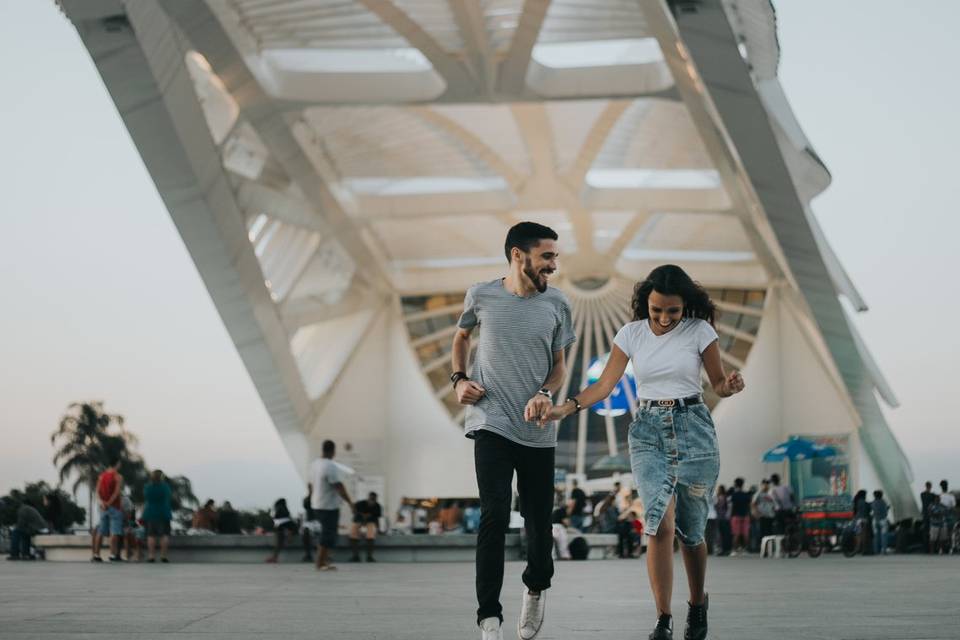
[567,397,582,413]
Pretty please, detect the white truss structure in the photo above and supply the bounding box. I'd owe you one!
[59,0,917,517]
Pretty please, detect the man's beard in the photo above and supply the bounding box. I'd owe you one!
[523,258,551,293]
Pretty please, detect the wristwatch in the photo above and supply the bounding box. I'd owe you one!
[450,371,469,387]
[537,388,553,400]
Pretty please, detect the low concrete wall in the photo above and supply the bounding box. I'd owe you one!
[36,533,618,563]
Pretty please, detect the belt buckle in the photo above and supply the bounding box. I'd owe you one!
[656,399,676,408]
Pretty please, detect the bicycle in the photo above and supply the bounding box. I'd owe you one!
[782,514,825,558]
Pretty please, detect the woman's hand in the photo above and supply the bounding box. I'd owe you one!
[722,371,745,395]
[537,402,572,427]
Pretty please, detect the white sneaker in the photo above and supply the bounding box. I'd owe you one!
[517,589,545,640]
[480,616,503,640]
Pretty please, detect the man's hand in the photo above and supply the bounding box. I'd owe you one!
[456,379,486,405]
[524,394,553,425]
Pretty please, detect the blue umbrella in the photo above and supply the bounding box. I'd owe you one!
[762,437,837,462]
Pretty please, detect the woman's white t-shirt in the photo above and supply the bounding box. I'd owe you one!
[613,318,718,400]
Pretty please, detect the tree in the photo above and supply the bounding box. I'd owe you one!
[49,401,200,533]
[165,474,199,528]
[237,508,274,533]
[0,480,86,532]
[50,402,135,529]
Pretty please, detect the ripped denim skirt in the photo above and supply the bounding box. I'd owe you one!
[628,401,720,546]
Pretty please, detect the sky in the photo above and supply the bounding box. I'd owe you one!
[1,1,958,510]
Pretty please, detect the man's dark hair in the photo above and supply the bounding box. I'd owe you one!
[107,454,121,468]
[873,490,884,499]
[504,221,558,263]
[322,440,336,456]
[369,492,378,500]
[734,477,744,489]
[941,480,949,492]
[925,481,932,489]
[770,474,780,485]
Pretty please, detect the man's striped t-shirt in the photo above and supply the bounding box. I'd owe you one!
[457,278,576,447]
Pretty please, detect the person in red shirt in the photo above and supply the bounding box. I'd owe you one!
[91,456,124,562]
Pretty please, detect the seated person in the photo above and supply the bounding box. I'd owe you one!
[350,492,382,562]
[191,500,219,533]
[463,501,481,534]
[217,501,241,534]
[439,500,464,533]
[550,503,571,560]
[7,500,48,560]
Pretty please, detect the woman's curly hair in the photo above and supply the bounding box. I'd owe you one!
[631,264,717,326]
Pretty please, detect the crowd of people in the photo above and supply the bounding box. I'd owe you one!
[539,472,960,560]
[7,455,959,564]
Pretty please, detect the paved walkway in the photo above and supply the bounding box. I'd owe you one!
[2,555,958,639]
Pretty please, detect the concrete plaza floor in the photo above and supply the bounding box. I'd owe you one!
[1,554,958,639]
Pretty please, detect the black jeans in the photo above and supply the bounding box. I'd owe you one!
[474,430,555,625]
[8,528,32,558]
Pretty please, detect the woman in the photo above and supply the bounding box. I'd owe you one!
[142,469,173,563]
[852,489,873,553]
[544,265,744,640]
[265,498,299,563]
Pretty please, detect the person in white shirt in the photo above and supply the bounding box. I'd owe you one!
[939,480,957,510]
[545,264,744,640]
[309,440,354,571]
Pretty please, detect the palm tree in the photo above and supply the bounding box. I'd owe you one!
[50,402,134,530]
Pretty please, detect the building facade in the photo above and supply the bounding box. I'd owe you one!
[61,0,917,517]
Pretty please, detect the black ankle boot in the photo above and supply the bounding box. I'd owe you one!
[648,613,673,640]
[683,594,708,640]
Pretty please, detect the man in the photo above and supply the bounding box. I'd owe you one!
[871,490,890,555]
[568,480,587,532]
[928,495,948,555]
[920,481,936,553]
[7,499,48,560]
[91,456,124,562]
[350,492,382,562]
[770,473,795,534]
[310,440,354,571]
[939,480,956,554]
[751,479,777,542]
[452,221,575,640]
